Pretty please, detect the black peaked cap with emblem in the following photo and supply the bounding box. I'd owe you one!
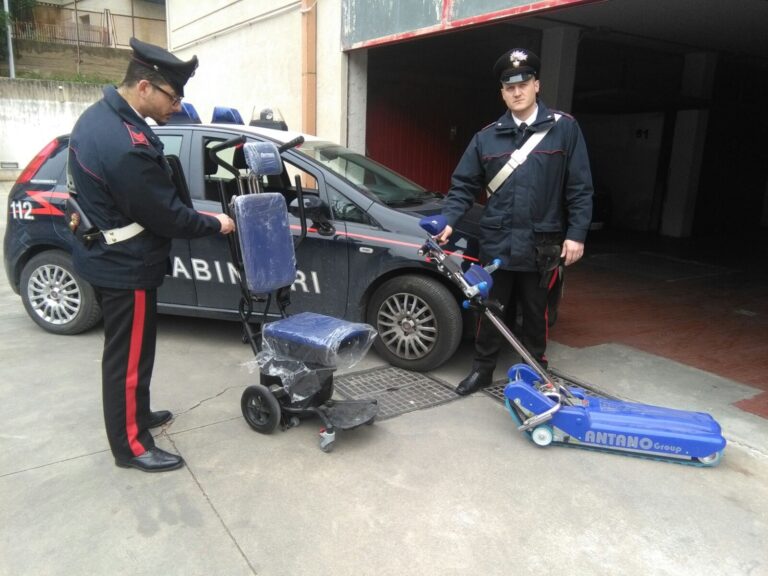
[129,37,198,97]
[493,48,540,84]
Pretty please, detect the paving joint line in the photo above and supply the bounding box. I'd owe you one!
[0,449,111,478]
[163,430,259,575]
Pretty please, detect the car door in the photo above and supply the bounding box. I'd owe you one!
[155,132,197,307]
[185,130,350,319]
[280,153,350,317]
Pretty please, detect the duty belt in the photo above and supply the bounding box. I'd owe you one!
[102,222,145,245]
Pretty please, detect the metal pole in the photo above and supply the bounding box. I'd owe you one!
[73,0,80,76]
[3,0,15,78]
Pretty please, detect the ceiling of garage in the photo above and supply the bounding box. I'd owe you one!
[526,0,768,60]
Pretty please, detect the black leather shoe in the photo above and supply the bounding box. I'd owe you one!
[115,447,184,472]
[456,369,493,396]
[147,410,172,428]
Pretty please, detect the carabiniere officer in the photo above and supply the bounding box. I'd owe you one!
[436,47,593,395]
[67,38,236,472]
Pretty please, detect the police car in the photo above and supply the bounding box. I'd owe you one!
[3,112,486,372]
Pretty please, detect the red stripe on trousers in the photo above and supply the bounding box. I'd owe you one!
[125,290,146,455]
[544,267,559,347]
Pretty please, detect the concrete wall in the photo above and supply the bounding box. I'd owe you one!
[0,79,103,176]
[0,39,131,81]
[0,40,129,178]
[167,0,348,144]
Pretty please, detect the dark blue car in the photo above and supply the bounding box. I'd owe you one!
[4,123,487,371]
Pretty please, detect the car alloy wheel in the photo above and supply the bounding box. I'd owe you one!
[19,250,101,335]
[367,275,462,372]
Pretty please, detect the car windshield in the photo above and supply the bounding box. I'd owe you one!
[297,141,438,206]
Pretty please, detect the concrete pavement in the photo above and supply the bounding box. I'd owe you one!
[1,184,767,576]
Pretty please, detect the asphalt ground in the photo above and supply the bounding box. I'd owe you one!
[1,182,767,576]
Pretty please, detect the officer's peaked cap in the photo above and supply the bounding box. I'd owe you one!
[129,37,198,97]
[493,48,540,84]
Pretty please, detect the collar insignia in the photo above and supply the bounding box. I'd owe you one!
[125,124,149,147]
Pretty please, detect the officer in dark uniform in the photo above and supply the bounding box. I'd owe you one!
[437,48,593,395]
[68,38,236,472]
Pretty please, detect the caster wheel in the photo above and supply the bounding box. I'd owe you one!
[696,451,723,466]
[319,429,336,452]
[241,384,281,434]
[531,425,554,447]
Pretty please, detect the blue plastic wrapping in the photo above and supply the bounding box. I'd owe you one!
[253,312,377,401]
[243,141,283,176]
[261,312,377,368]
[233,193,297,294]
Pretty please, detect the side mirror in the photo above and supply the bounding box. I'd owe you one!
[289,195,323,217]
[289,195,335,236]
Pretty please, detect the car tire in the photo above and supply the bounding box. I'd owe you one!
[367,275,462,372]
[20,250,102,335]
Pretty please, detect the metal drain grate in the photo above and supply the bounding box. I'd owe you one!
[483,379,510,404]
[334,366,460,420]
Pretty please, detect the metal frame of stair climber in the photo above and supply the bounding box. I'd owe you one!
[207,136,378,452]
[417,215,726,466]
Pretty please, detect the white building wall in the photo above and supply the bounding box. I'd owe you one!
[166,0,347,143]
[316,0,345,142]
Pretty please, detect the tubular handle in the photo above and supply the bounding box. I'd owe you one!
[279,135,305,153]
[208,135,246,155]
[207,135,246,179]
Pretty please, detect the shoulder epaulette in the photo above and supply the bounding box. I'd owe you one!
[550,110,575,120]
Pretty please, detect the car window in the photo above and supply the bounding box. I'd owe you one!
[158,134,183,157]
[204,138,246,180]
[32,143,68,185]
[202,137,248,202]
[297,140,438,207]
[285,162,318,195]
[327,186,373,225]
[282,160,319,206]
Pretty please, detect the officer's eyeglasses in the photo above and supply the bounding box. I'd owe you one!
[150,82,182,106]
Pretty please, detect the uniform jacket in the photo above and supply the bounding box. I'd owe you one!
[443,101,593,271]
[68,86,221,289]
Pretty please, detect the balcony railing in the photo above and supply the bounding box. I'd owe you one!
[13,21,110,47]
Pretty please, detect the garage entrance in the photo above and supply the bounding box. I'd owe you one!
[360,0,768,243]
[354,0,768,399]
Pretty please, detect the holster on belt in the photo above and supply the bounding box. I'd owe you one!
[65,195,100,248]
[534,233,562,288]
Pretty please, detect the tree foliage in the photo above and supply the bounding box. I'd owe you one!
[1,0,40,60]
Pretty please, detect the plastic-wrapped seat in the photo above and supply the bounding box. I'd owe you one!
[232,191,378,451]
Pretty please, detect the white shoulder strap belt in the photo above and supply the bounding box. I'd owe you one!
[486,114,561,196]
[102,222,145,245]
